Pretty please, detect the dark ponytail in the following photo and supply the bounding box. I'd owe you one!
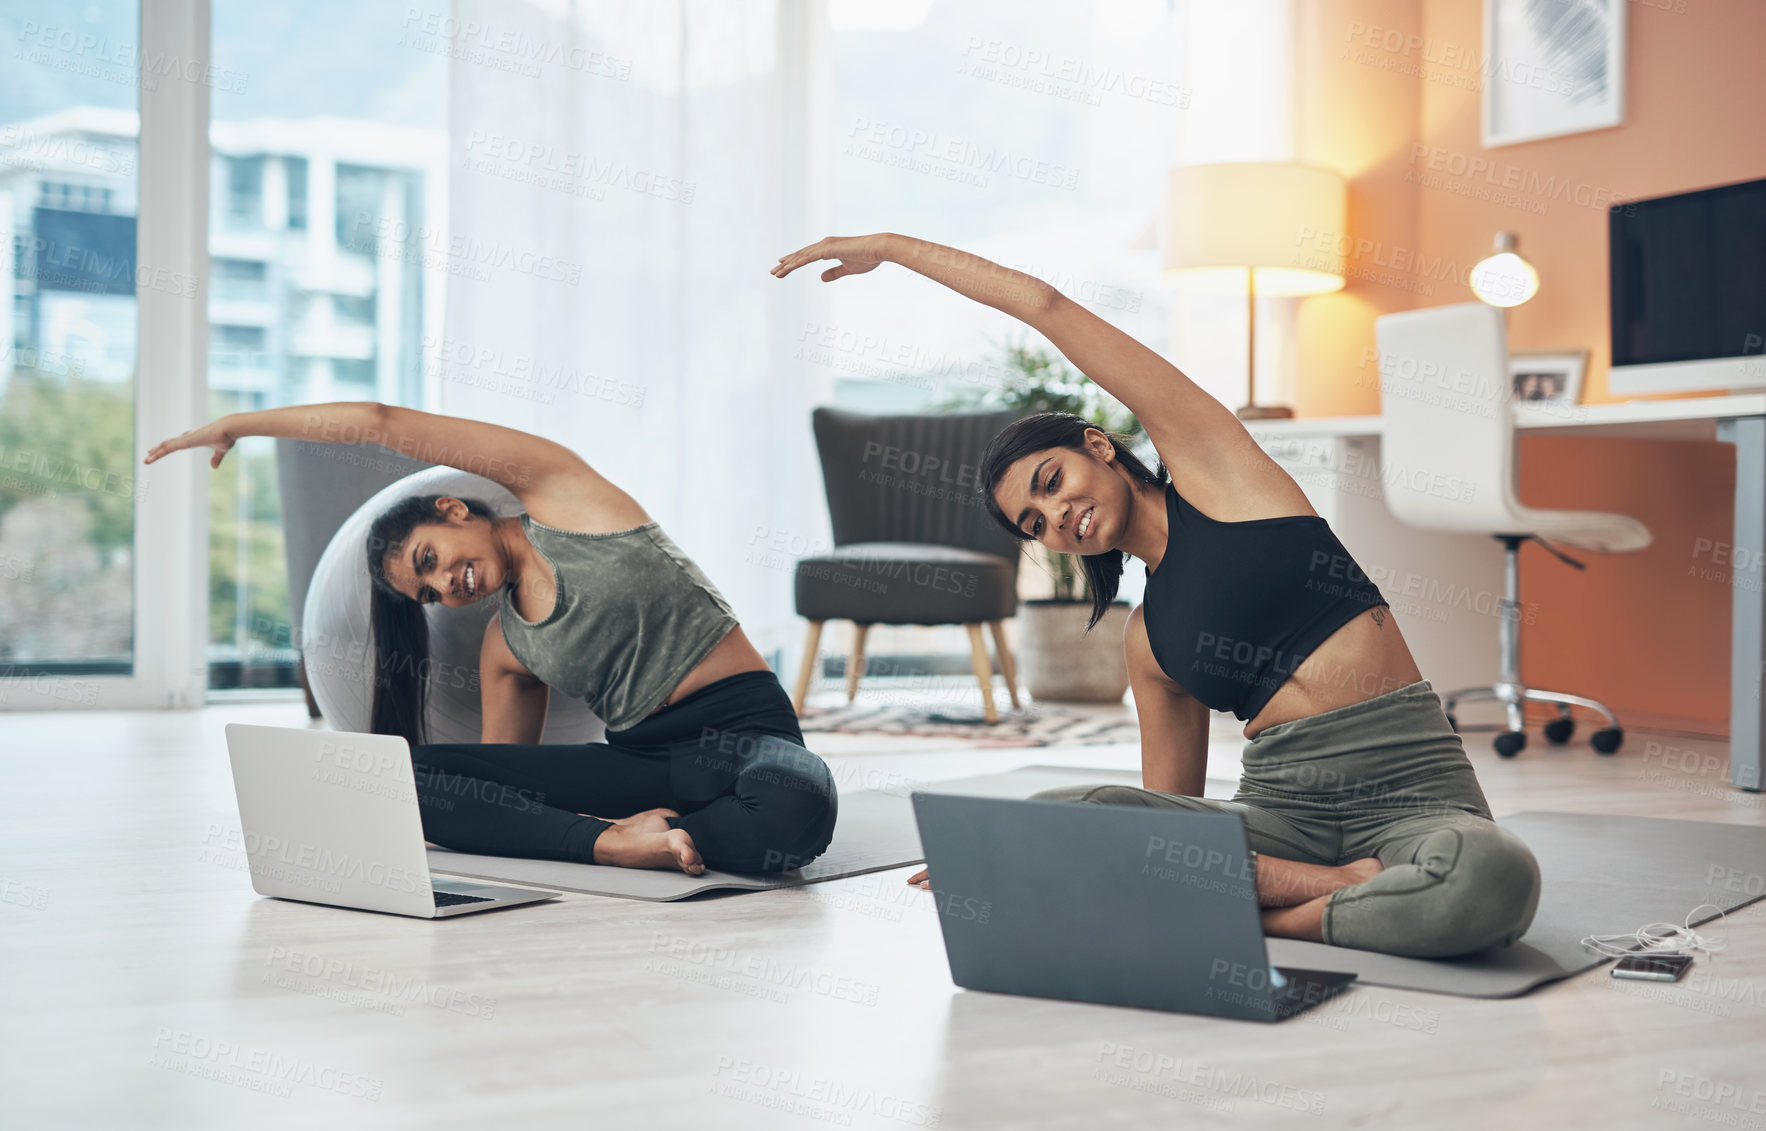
[979,412,1168,632]
[363,494,498,745]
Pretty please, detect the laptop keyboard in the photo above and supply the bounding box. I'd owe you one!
[432,890,495,907]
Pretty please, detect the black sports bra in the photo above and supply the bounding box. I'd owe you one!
[1142,480,1388,722]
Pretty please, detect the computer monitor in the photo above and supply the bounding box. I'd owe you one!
[1608,175,1766,396]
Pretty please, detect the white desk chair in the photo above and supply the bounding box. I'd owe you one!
[1373,302,1651,757]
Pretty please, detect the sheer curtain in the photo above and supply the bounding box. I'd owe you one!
[434,0,1297,674]
[437,0,832,668]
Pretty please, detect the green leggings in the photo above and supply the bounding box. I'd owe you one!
[1032,680,1541,959]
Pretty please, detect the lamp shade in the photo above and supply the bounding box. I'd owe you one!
[1164,162,1347,296]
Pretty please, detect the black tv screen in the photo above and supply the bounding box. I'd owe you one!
[1610,176,1766,367]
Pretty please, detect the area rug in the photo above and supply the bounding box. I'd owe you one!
[797,699,1147,747]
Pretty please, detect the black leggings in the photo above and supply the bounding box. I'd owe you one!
[408,670,837,873]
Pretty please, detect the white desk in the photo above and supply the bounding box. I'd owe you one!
[1246,394,1765,792]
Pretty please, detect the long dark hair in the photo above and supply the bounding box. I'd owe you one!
[364,493,498,745]
[979,412,1168,632]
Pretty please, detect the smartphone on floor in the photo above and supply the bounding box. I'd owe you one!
[1611,953,1693,982]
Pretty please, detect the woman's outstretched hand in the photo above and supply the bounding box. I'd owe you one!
[771,234,891,282]
[143,416,238,469]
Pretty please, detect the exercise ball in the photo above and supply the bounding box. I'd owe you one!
[300,466,607,745]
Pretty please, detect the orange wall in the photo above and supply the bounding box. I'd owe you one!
[1296,0,1766,733]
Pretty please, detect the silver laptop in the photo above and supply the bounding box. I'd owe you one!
[911,792,1357,1022]
[223,723,560,918]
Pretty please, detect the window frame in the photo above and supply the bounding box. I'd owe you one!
[0,0,213,712]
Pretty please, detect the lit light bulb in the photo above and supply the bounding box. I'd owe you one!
[1470,232,1540,307]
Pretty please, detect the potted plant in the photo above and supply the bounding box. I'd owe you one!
[940,336,1147,703]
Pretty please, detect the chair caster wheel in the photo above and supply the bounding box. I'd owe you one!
[1494,731,1527,758]
[1445,714,1458,734]
[1543,717,1575,745]
[1591,727,1623,755]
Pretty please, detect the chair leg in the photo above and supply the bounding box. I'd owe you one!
[965,623,999,724]
[988,620,1021,711]
[1521,688,1620,729]
[791,621,823,716]
[1441,685,1498,714]
[846,622,871,703]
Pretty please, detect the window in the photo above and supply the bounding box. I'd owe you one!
[284,155,308,230]
[332,358,376,387]
[0,0,141,677]
[209,325,268,375]
[206,1,444,691]
[226,154,265,227]
[214,324,266,347]
[37,181,113,213]
[334,294,374,325]
[334,165,386,253]
[211,258,268,302]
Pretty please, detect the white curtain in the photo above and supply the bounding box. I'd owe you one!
[436,0,833,669]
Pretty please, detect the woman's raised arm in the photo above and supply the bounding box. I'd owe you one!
[144,401,585,499]
[772,233,1270,488]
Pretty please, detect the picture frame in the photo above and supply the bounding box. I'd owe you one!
[1510,349,1588,405]
[1482,0,1626,148]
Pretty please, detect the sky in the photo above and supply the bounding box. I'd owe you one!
[0,0,443,128]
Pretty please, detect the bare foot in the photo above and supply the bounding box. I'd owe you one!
[1259,859,1383,942]
[590,808,704,874]
[1261,894,1330,942]
[1253,855,1387,908]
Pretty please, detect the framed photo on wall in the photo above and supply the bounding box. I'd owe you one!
[1482,0,1627,147]
[1510,349,1588,405]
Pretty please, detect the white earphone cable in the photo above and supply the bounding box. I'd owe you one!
[1579,903,1729,960]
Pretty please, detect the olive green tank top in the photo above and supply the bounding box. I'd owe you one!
[496,513,738,731]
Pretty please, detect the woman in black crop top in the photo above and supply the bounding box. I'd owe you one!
[775,235,1541,959]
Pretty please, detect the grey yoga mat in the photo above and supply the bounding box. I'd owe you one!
[919,765,1766,998]
[1264,809,1766,999]
[426,785,923,901]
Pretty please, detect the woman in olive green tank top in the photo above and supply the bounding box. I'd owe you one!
[146,402,836,876]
